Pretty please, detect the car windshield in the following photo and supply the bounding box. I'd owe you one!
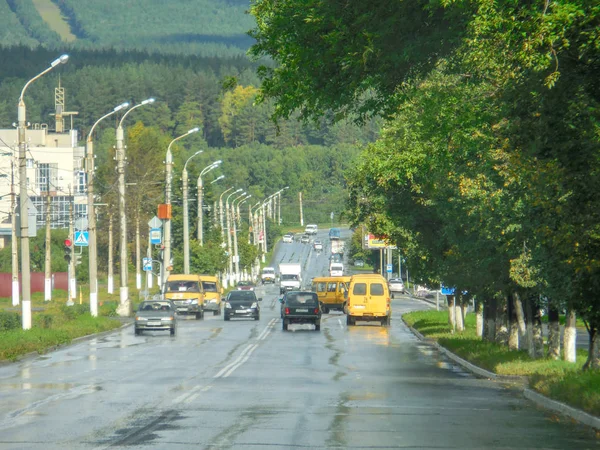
[138,301,173,311]
[263,269,275,275]
[166,280,200,292]
[238,281,253,286]
[285,293,318,306]
[281,274,298,281]
[227,291,256,301]
[202,281,217,292]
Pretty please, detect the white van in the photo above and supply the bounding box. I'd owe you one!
[305,224,318,235]
[329,263,344,277]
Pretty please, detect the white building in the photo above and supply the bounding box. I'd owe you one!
[0,84,86,248]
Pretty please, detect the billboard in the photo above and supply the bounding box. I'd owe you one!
[364,233,397,249]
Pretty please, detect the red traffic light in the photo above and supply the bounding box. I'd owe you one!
[64,238,72,247]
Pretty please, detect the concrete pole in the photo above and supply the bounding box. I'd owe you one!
[182,168,190,274]
[262,204,268,261]
[18,98,32,329]
[226,199,233,283]
[233,212,240,282]
[10,159,19,306]
[44,187,52,301]
[135,214,141,290]
[163,148,173,284]
[86,138,98,316]
[146,232,152,290]
[299,191,304,226]
[277,193,282,225]
[213,201,218,226]
[197,176,203,243]
[68,194,75,301]
[108,213,114,294]
[115,124,129,312]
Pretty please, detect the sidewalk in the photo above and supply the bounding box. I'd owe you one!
[403,298,600,431]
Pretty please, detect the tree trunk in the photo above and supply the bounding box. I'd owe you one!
[495,296,508,345]
[525,295,536,358]
[476,300,484,338]
[508,294,519,350]
[484,297,497,343]
[447,295,455,332]
[533,298,544,357]
[563,309,577,363]
[547,305,560,360]
[513,291,527,350]
[583,322,599,371]
[455,294,464,332]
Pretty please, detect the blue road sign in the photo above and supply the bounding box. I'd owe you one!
[143,257,152,272]
[74,231,89,247]
[441,285,455,295]
[386,264,393,273]
[150,228,162,244]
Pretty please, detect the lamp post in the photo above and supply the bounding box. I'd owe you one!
[17,54,69,329]
[237,194,251,226]
[196,160,222,245]
[225,189,243,283]
[163,127,200,284]
[87,102,129,317]
[115,98,155,315]
[182,150,203,274]
[219,187,234,239]
[232,193,250,282]
[277,186,289,224]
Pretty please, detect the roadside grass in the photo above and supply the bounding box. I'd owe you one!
[0,301,122,361]
[402,310,599,417]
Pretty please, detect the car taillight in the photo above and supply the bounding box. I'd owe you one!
[314,307,319,314]
[285,307,290,315]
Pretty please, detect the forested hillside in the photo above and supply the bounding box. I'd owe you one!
[1,0,254,56]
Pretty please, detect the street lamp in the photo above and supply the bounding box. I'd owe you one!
[225,189,243,283]
[87,102,129,317]
[182,150,203,274]
[17,54,69,329]
[115,98,155,315]
[163,127,200,284]
[219,187,235,238]
[235,194,251,226]
[196,160,222,245]
[277,186,290,224]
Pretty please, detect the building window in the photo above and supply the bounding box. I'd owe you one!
[76,171,86,194]
[36,163,58,192]
[26,159,34,169]
[31,195,72,229]
[74,203,87,220]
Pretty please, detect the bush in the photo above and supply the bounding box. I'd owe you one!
[0,312,21,331]
[35,314,54,329]
[60,304,89,320]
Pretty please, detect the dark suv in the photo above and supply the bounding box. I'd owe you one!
[224,290,261,321]
[280,291,321,331]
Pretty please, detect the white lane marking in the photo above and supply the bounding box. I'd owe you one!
[173,392,189,404]
[221,344,258,378]
[185,393,200,404]
[213,344,256,378]
[338,319,343,329]
[257,318,277,340]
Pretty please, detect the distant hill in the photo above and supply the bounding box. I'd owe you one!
[0,0,255,57]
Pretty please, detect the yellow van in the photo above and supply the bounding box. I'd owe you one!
[312,276,351,313]
[164,274,204,319]
[198,274,223,316]
[345,274,391,326]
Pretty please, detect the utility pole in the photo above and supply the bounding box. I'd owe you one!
[299,191,304,226]
[68,191,75,301]
[197,175,203,242]
[182,167,190,274]
[233,211,240,283]
[108,213,114,294]
[146,231,152,291]
[136,213,141,291]
[226,202,233,284]
[44,179,52,301]
[10,158,19,306]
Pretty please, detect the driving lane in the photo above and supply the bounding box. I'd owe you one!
[0,229,597,449]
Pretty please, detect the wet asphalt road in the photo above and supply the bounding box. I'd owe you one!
[0,230,598,449]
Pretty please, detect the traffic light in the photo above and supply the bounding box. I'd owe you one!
[64,238,72,263]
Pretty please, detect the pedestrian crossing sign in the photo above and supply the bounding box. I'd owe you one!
[74,231,89,247]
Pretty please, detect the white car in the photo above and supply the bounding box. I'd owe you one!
[313,240,323,251]
[388,278,405,295]
[282,233,293,243]
[305,224,318,235]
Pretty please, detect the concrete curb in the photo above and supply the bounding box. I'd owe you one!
[402,317,599,430]
[0,321,132,366]
[524,388,600,430]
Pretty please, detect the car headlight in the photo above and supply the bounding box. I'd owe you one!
[162,317,174,321]
[186,299,198,305]
[135,316,146,321]
[208,299,217,303]
[251,302,258,308]
[225,302,232,309]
